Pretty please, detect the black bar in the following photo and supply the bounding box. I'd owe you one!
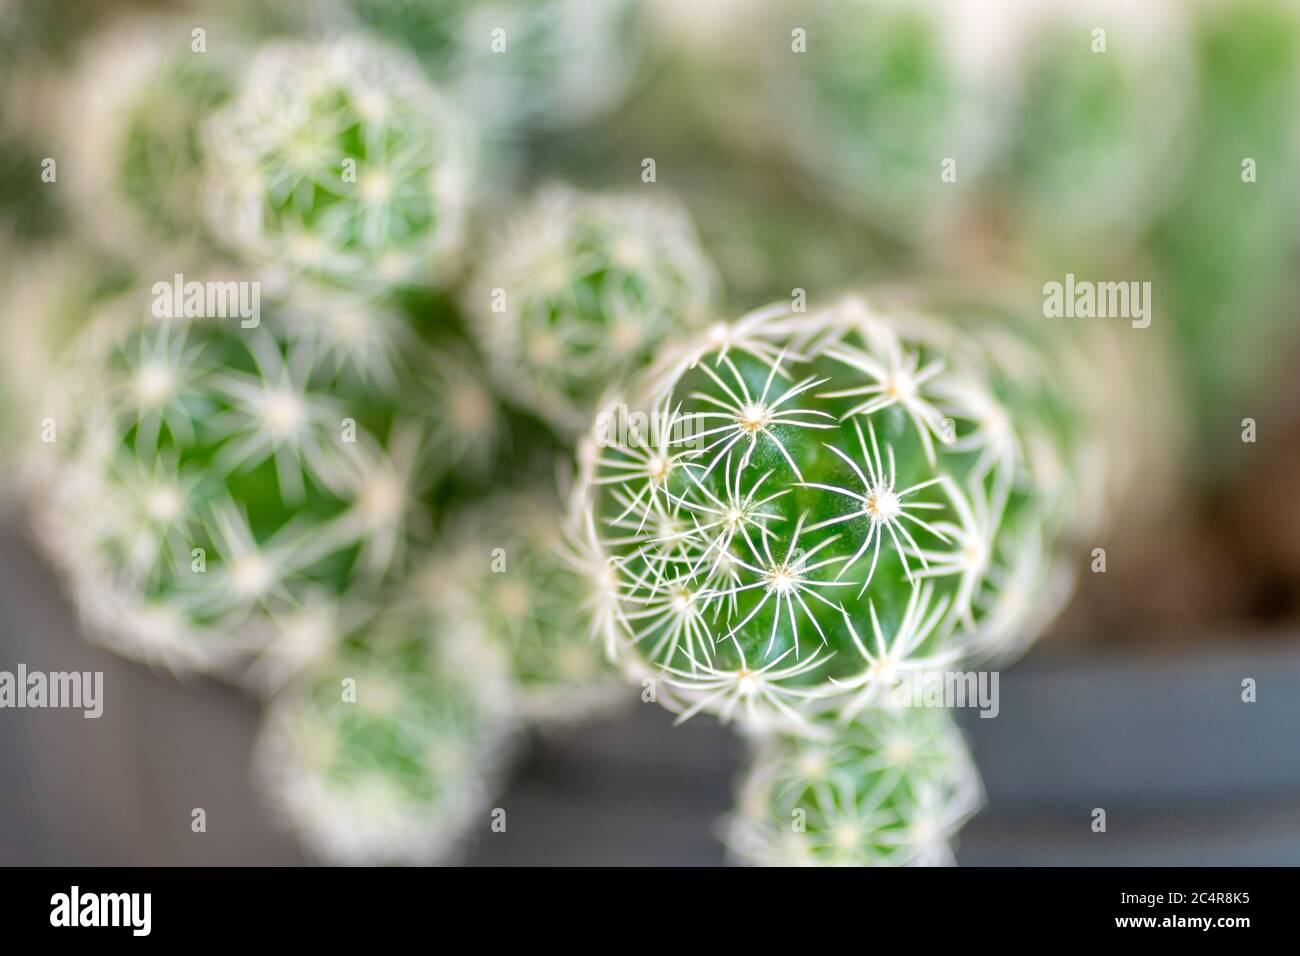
[0,867,1282,941]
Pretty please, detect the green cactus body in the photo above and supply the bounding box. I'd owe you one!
[203,36,474,291]
[727,706,982,866]
[468,185,719,433]
[27,282,458,683]
[0,248,136,483]
[577,295,1097,731]
[775,0,992,235]
[436,494,626,724]
[341,0,644,131]
[996,8,1191,258]
[255,599,514,864]
[1150,0,1300,456]
[61,19,239,261]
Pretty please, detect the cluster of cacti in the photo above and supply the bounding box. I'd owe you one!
[1,0,1294,867]
[0,10,666,865]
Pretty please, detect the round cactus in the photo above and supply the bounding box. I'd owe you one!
[575,294,1101,732]
[769,0,995,235]
[203,36,475,291]
[432,493,626,724]
[0,247,134,490]
[339,0,644,131]
[726,706,982,866]
[993,2,1191,255]
[59,18,239,261]
[24,276,456,682]
[467,185,718,433]
[1149,0,1300,458]
[255,599,514,865]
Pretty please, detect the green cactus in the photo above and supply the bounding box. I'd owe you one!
[0,247,135,484]
[772,0,992,236]
[58,18,240,261]
[202,35,475,291]
[466,185,719,433]
[994,7,1192,260]
[727,706,982,866]
[23,278,467,683]
[575,294,1101,732]
[1149,0,1300,465]
[339,0,644,131]
[255,598,515,864]
[432,493,626,724]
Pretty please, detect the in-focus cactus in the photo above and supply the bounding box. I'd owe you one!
[203,36,474,291]
[255,599,514,864]
[467,185,719,433]
[576,294,1102,733]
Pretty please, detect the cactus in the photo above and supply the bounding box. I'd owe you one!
[726,706,982,866]
[0,247,135,492]
[466,185,719,433]
[432,493,626,724]
[1148,0,1300,466]
[255,598,515,864]
[58,19,240,261]
[769,0,994,237]
[577,295,1100,731]
[573,292,1109,862]
[202,36,475,291]
[23,280,462,682]
[339,0,645,131]
[993,2,1192,259]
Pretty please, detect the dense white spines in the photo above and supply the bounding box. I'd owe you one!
[204,36,475,290]
[468,185,718,432]
[727,706,983,866]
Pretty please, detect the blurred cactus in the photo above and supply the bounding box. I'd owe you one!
[433,493,625,724]
[0,247,136,486]
[466,185,719,433]
[23,283,453,680]
[58,19,240,261]
[726,706,982,866]
[256,599,515,864]
[991,3,1191,259]
[339,0,644,132]
[1148,0,1300,465]
[203,36,475,291]
[769,0,994,238]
